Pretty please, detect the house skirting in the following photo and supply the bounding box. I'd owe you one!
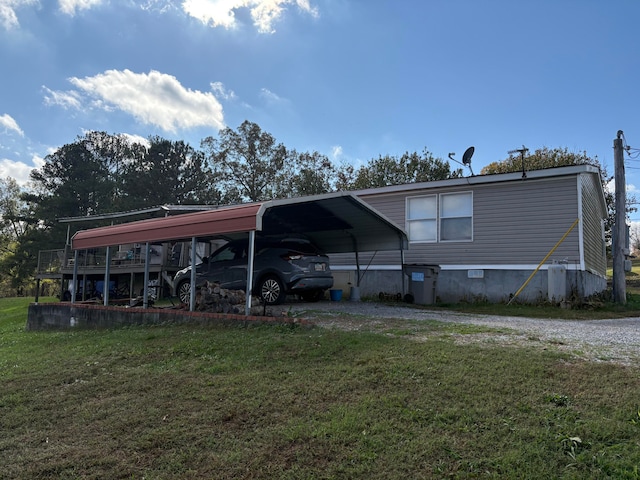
[330,267,607,303]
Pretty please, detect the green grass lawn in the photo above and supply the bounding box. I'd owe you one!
[2,297,640,479]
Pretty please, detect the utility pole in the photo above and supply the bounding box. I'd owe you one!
[613,131,627,304]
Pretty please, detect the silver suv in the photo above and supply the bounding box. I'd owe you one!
[173,235,333,305]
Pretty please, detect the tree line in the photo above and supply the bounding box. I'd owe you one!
[0,120,613,296]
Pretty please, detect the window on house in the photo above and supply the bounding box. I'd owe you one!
[406,195,437,242]
[406,192,473,242]
[440,192,473,241]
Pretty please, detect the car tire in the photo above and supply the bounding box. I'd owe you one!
[258,275,285,305]
[300,289,323,302]
[177,280,192,304]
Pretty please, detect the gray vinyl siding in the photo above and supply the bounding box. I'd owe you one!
[580,173,607,275]
[332,175,583,267]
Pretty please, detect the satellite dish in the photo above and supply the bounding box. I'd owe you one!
[462,146,475,166]
[462,146,475,175]
[448,146,475,176]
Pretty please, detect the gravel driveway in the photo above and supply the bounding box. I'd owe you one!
[285,300,640,365]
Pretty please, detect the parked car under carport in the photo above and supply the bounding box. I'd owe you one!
[173,235,333,305]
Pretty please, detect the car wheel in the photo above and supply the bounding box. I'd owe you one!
[177,280,192,304]
[300,289,323,302]
[258,275,285,305]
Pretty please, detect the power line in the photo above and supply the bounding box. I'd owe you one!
[619,131,640,159]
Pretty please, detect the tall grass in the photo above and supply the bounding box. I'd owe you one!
[1,298,639,479]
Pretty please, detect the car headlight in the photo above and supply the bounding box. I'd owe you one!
[174,266,190,278]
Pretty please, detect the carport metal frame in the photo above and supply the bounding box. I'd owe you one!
[71,192,408,315]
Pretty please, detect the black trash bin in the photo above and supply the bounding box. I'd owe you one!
[404,264,440,305]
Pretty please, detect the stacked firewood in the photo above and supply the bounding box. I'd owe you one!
[195,281,269,316]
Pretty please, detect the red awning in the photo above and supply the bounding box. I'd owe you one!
[72,203,262,250]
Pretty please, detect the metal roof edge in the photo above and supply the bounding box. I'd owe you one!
[59,204,221,223]
[352,164,601,196]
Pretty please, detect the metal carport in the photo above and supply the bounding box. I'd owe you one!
[71,192,408,314]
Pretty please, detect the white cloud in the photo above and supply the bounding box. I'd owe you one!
[2,0,318,32]
[121,133,150,148]
[606,178,638,196]
[56,69,225,133]
[0,113,24,136]
[140,0,176,14]
[0,0,38,29]
[210,81,236,101]
[32,153,45,169]
[259,87,286,104]
[329,145,364,168]
[627,183,638,194]
[42,86,83,109]
[330,145,343,161]
[0,157,37,185]
[258,87,295,116]
[182,0,318,34]
[58,0,103,16]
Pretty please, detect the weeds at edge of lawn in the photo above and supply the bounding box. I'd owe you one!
[427,291,640,320]
[2,297,640,479]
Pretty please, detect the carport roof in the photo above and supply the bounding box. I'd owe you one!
[71,192,408,254]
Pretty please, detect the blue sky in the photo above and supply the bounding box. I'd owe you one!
[1,0,640,216]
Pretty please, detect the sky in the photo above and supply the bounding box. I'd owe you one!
[1,0,640,217]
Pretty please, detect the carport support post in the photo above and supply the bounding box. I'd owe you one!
[103,246,112,306]
[71,250,79,304]
[245,230,257,316]
[189,237,197,312]
[348,233,361,287]
[143,242,150,308]
[400,249,406,296]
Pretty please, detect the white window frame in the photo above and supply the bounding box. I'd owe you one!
[439,191,473,242]
[406,195,437,243]
[406,191,473,243]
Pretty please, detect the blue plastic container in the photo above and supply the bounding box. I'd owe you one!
[329,289,343,301]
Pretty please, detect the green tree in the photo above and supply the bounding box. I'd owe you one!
[81,131,143,210]
[630,223,640,256]
[0,177,29,245]
[344,149,460,190]
[333,161,358,192]
[120,136,220,209]
[481,147,595,174]
[24,132,144,223]
[201,121,289,202]
[0,177,36,294]
[286,150,335,197]
[24,133,124,246]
